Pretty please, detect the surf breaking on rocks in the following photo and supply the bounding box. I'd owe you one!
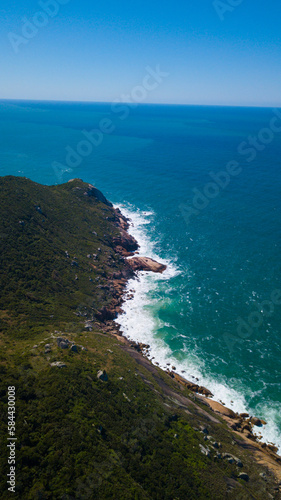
[114,203,281,455]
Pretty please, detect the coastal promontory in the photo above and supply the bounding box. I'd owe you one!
[0,176,280,499]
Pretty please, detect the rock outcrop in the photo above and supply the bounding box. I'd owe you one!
[127,256,167,274]
[113,229,139,253]
[170,372,214,397]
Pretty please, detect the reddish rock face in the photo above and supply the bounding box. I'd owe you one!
[115,245,134,257]
[127,257,167,274]
[113,229,139,253]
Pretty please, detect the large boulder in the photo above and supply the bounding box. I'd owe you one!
[238,473,249,481]
[205,399,237,418]
[250,417,262,427]
[127,257,167,274]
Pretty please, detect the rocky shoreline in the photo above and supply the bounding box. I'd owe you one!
[2,176,281,496]
[90,202,281,477]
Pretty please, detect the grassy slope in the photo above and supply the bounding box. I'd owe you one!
[0,176,124,337]
[0,177,280,499]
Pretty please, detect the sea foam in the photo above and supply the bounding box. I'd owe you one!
[114,204,281,454]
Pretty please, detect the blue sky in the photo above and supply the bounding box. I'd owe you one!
[1,0,281,106]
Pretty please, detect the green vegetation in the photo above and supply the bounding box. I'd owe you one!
[0,177,279,499]
[0,176,124,338]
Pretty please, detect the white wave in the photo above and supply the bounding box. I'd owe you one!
[114,203,281,454]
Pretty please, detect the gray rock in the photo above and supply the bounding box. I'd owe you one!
[199,444,211,457]
[222,453,243,467]
[238,473,249,481]
[84,321,93,331]
[60,341,69,349]
[57,338,70,349]
[70,345,78,353]
[44,343,52,353]
[50,362,66,368]
[97,370,108,382]
[200,426,209,435]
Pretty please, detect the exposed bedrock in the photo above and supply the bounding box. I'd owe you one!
[127,256,167,274]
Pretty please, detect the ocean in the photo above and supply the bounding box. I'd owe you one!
[1,99,281,451]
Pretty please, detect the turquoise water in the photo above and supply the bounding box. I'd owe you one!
[1,100,281,449]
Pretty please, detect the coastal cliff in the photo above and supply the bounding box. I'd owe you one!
[0,176,280,499]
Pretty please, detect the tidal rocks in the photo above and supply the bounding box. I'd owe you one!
[127,256,167,274]
[267,444,279,453]
[113,229,139,253]
[205,399,236,418]
[95,306,118,322]
[114,208,130,231]
[171,372,214,397]
[241,424,251,433]
[250,417,262,427]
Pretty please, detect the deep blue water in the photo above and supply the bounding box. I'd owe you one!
[1,99,281,449]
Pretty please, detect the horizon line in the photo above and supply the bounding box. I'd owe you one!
[0,98,280,109]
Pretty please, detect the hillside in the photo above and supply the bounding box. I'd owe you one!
[0,176,281,499]
[0,176,135,338]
